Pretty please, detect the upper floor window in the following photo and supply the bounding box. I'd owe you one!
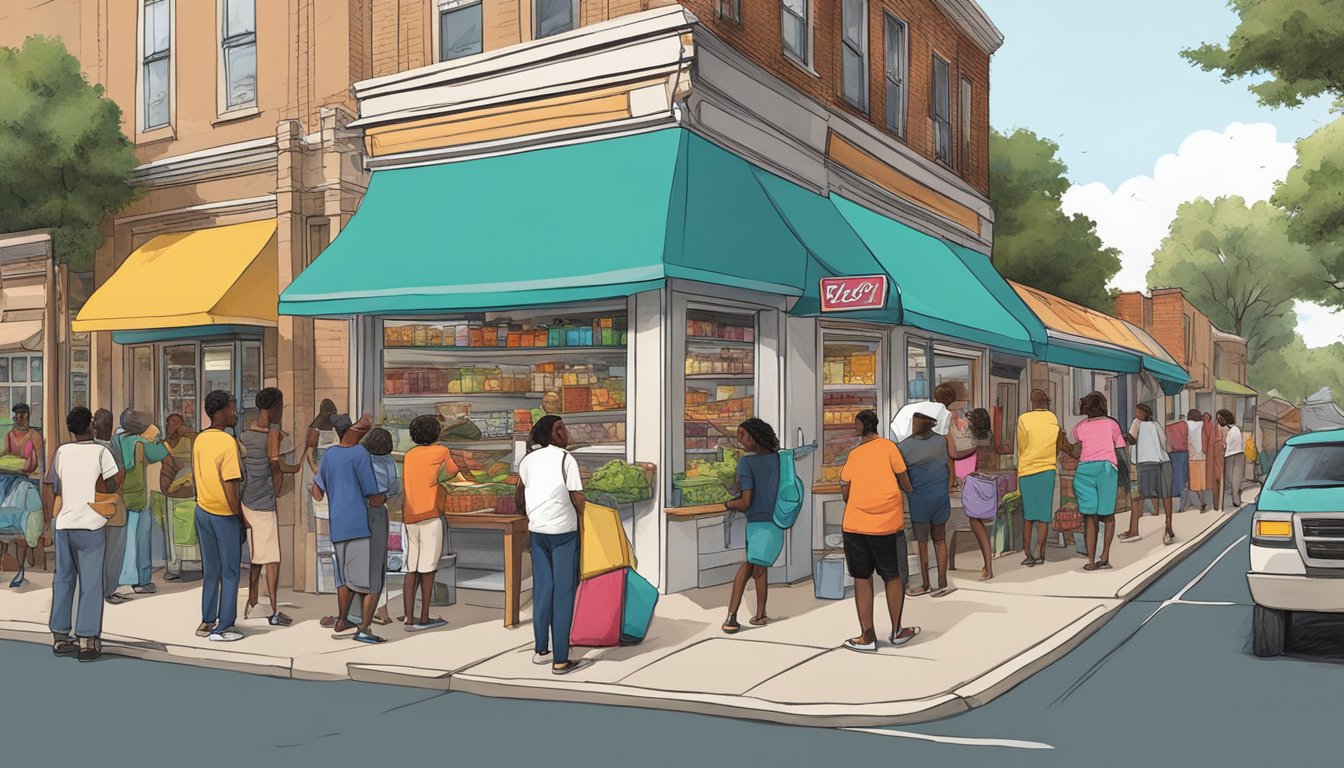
[1183,315,1193,363]
[719,0,741,22]
[535,0,577,39]
[439,0,483,61]
[221,0,256,111]
[931,54,952,167]
[959,76,972,171]
[142,0,171,129]
[883,14,907,137]
[840,0,867,111]
[781,0,809,65]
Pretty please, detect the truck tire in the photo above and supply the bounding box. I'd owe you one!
[1253,605,1288,657]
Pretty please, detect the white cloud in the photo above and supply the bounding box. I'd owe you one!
[1059,122,1336,347]
[1296,301,1344,348]
[1060,122,1297,292]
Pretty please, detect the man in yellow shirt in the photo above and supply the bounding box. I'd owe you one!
[1016,389,1064,567]
[192,390,247,642]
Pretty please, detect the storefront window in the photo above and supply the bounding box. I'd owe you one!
[933,345,977,407]
[820,332,881,486]
[130,346,156,418]
[676,308,755,505]
[0,354,44,426]
[240,341,262,417]
[906,338,929,400]
[379,307,629,511]
[163,344,199,429]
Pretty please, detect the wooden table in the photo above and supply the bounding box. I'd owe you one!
[444,511,530,628]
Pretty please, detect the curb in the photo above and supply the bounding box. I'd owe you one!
[0,500,1247,727]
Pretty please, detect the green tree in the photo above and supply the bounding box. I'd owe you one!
[989,127,1121,311]
[1148,196,1317,361]
[1273,116,1344,306]
[1181,0,1344,108]
[1251,337,1344,404]
[0,36,137,271]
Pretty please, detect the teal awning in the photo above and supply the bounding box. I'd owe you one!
[279,129,810,316]
[749,169,900,323]
[831,196,1040,355]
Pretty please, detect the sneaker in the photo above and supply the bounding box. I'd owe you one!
[268,612,293,627]
[842,638,878,653]
[532,651,553,665]
[132,583,157,594]
[207,630,244,642]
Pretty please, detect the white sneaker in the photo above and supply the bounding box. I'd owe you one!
[207,630,244,642]
[532,651,553,665]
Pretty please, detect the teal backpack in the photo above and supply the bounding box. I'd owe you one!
[772,449,805,529]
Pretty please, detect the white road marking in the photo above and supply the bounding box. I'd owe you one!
[1139,535,1249,627]
[841,727,1055,750]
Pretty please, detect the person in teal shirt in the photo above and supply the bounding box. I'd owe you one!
[112,410,168,595]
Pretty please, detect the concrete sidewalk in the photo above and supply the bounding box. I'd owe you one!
[0,494,1249,727]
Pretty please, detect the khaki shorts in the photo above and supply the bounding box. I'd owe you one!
[241,505,281,565]
[404,518,445,574]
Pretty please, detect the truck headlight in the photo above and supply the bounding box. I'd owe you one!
[1252,511,1294,547]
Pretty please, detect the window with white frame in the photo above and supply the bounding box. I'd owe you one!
[221,0,256,111]
[781,0,809,65]
[439,0,482,61]
[960,76,973,171]
[719,0,741,22]
[0,354,43,427]
[142,0,171,129]
[841,0,868,111]
[931,54,953,166]
[534,0,577,39]
[883,13,907,137]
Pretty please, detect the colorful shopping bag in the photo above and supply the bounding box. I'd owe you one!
[580,502,635,579]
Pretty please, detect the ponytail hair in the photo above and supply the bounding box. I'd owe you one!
[528,415,563,453]
[738,418,780,453]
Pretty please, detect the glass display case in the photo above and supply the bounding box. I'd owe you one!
[675,308,756,505]
[378,306,630,514]
[819,333,882,486]
[163,344,199,429]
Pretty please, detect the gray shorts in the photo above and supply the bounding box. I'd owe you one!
[334,538,371,594]
[1138,462,1171,499]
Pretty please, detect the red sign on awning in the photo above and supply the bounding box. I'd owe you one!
[820,275,888,312]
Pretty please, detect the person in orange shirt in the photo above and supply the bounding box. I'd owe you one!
[840,410,920,652]
[399,415,460,631]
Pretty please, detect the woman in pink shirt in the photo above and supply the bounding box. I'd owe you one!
[1064,392,1128,571]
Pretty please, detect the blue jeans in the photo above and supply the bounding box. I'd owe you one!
[195,507,242,631]
[531,531,579,664]
[119,503,154,586]
[50,528,105,639]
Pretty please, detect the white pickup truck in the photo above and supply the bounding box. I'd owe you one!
[1247,429,1344,657]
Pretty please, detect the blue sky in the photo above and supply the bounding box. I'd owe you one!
[977,0,1342,347]
[978,0,1332,188]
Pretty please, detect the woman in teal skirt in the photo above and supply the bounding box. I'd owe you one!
[1064,392,1128,571]
[722,418,783,634]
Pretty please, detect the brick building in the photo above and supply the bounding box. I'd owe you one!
[1113,288,1255,428]
[5,0,1015,595]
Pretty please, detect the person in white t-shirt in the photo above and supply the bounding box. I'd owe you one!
[1218,409,1246,510]
[890,383,957,442]
[42,407,123,662]
[514,416,587,676]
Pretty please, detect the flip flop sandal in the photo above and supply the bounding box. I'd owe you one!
[53,640,79,657]
[721,618,741,635]
[1083,563,1102,571]
[843,638,878,653]
[1021,555,1037,566]
[1096,561,1113,570]
[932,587,958,598]
[889,627,921,646]
[1118,532,1141,542]
[749,616,769,627]
[77,640,102,662]
[269,613,293,627]
[552,659,592,675]
[905,587,930,597]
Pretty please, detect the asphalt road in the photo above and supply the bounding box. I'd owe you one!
[2,500,1341,768]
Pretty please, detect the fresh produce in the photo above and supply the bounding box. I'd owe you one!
[685,456,736,486]
[588,460,653,503]
[673,474,732,505]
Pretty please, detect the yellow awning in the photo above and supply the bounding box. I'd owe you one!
[1011,282,1164,357]
[73,220,278,333]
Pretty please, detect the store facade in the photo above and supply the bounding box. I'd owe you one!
[0,231,61,449]
[280,9,1060,595]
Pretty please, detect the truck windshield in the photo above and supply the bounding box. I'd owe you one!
[1272,443,1344,491]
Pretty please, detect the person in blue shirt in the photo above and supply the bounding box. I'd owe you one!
[362,427,402,627]
[721,418,781,635]
[312,413,387,644]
